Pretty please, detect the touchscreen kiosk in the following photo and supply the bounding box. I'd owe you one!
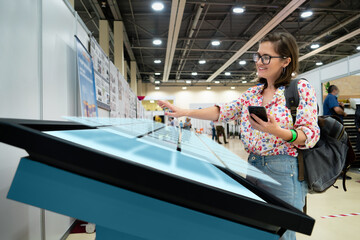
[0,118,315,240]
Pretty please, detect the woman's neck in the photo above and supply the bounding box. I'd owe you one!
[265,78,276,90]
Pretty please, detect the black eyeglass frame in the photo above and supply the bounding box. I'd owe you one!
[253,53,288,65]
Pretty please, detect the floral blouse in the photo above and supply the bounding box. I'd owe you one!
[218,79,320,157]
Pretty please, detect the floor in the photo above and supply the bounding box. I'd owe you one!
[65,233,95,240]
[66,137,360,240]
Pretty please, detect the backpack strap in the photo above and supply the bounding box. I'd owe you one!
[284,78,305,181]
[284,78,302,124]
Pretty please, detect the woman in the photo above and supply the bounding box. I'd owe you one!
[158,32,320,240]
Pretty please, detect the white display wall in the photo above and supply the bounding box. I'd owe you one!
[298,52,360,116]
[0,1,146,237]
[1,0,92,239]
[0,1,42,240]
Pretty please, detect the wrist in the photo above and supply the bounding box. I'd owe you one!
[184,109,192,117]
[273,127,293,141]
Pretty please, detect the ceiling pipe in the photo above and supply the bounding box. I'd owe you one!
[299,14,360,49]
[79,0,99,30]
[163,0,187,82]
[107,0,142,79]
[89,0,105,19]
[206,0,306,82]
[299,27,360,61]
[108,0,121,20]
[176,4,205,80]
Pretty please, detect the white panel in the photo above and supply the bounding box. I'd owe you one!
[349,54,360,73]
[320,61,348,80]
[42,0,77,238]
[0,0,40,119]
[0,0,42,239]
[76,21,90,51]
[42,0,77,121]
[299,70,323,115]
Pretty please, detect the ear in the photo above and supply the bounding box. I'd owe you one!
[282,57,291,68]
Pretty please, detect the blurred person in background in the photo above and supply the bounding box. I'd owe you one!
[323,85,347,123]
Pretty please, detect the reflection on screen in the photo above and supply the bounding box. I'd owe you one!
[46,117,281,202]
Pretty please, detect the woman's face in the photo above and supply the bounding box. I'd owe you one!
[255,41,290,81]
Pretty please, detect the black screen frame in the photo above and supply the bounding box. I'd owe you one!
[0,118,315,236]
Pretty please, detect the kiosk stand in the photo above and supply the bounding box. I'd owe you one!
[1,118,315,240]
[9,158,277,240]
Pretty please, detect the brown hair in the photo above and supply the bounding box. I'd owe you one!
[257,32,299,89]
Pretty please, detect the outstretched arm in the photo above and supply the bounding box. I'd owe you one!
[157,100,220,121]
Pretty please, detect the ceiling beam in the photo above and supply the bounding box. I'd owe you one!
[186,1,282,8]
[299,14,360,49]
[206,0,306,82]
[162,0,187,82]
[186,1,360,13]
[132,46,256,53]
[299,27,360,61]
[176,4,207,79]
[136,37,249,41]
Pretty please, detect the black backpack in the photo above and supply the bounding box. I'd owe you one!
[284,79,352,193]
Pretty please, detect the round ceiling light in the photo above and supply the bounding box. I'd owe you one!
[233,7,245,14]
[310,44,320,49]
[211,40,221,46]
[152,2,164,11]
[301,11,313,18]
[153,39,162,45]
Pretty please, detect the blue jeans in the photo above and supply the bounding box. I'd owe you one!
[247,154,308,240]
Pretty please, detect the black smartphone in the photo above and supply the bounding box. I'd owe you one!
[248,106,268,122]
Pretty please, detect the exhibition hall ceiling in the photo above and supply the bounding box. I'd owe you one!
[74,0,360,86]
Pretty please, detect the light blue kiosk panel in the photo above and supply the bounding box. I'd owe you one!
[8,157,278,240]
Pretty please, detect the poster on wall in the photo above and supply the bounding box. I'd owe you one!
[75,36,98,117]
[95,73,110,110]
[117,73,125,118]
[130,91,137,118]
[123,78,130,118]
[90,37,110,111]
[90,37,110,81]
[109,61,118,118]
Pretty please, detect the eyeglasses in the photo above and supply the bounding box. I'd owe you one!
[253,53,287,65]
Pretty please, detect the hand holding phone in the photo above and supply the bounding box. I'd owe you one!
[248,106,268,122]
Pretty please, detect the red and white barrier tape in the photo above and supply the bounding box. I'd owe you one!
[321,213,360,219]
